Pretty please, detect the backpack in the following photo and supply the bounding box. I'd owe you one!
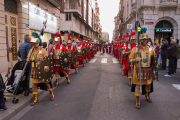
[177,45,180,59]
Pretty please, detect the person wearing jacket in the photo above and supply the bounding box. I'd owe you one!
[164,39,178,77]
[160,39,169,70]
[174,39,180,73]
[17,34,32,95]
[0,74,8,110]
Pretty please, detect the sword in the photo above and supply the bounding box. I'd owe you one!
[129,32,133,82]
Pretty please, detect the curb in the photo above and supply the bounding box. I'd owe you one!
[0,69,76,120]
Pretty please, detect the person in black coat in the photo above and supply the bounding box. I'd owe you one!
[160,39,169,70]
[0,74,8,110]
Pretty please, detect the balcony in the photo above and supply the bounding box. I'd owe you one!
[160,0,177,8]
[47,0,62,7]
[64,2,82,16]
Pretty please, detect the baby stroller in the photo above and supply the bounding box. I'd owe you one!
[4,61,28,104]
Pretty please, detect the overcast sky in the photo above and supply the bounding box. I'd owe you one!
[98,0,119,42]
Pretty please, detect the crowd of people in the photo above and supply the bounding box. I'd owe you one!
[153,38,180,77]
[112,28,180,109]
[0,33,98,110]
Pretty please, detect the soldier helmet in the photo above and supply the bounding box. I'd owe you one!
[83,36,86,42]
[139,28,148,40]
[54,33,62,45]
[76,36,80,43]
[131,32,136,40]
[126,34,130,42]
[31,32,42,47]
[67,34,72,44]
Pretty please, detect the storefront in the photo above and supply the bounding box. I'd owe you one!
[29,2,57,45]
[154,20,173,45]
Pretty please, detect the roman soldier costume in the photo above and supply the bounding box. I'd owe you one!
[27,32,55,106]
[124,32,137,86]
[67,34,78,74]
[50,33,70,85]
[129,28,156,109]
[76,37,85,67]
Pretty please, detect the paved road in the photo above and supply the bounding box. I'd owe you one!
[11,52,180,120]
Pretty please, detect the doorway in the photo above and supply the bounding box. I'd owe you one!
[5,12,19,67]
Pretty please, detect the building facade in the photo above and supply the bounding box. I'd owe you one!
[60,0,101,43]
[102,32,109,42]
[0,0,61,73]
[118,0,180,44]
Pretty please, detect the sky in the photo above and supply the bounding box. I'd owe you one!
[98,0,119,42]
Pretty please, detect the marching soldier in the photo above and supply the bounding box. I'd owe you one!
[122,36,127,74]
[50,33,70,85]
[129,28,156,109]
[76,36,85,67]
[67,34,78,74]
[124,32,137,86]
[87,39,91,60]
[27,32,55,106]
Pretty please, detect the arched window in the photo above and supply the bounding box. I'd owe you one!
[155,20,172,28]
[4,0,17,14]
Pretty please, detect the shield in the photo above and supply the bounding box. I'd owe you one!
[59,52,70,70]
[81,47,86,58]
[36,56,54,83]
[71,50,78,63]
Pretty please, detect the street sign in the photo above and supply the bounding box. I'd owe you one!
[145,22,154,25]
[127,29,132,33]
[26,24,29,29]
[127,24,132,29]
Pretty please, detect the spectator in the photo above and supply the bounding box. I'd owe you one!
[159,39,169,70]
[17,34,32,95]
[156,43,161,65]
[63,41,67,47]
[148,38,153,46]
[0,74,8,110]
[174,39,180,73]
[72,40,77,47]
[164,39,178,77]
[43,42,47,51]
[48,39,54,55]
[154,43,157,50]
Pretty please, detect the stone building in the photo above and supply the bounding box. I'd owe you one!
[60,0,101,43]
[119,0,180,44]
[0,0,61,73]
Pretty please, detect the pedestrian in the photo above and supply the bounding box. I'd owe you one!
[63,41,67,47]
[43,42,47,51]
[72,40,77,47]
[154,43,157,50]
[48,39,54,55]
[0,74,8,110]
[17,34,32,95]
[148,38,153,46]
[174,39,180,73]
[159,39,169,70]
[156,43,161,65]
[164,39,178,77]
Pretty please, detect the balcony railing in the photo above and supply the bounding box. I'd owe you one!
[160,0,177,7]
[64,2,81,15]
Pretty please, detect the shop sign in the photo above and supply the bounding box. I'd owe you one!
[155,29,172,32]
[29,2,57,34]
[145,22,154,25]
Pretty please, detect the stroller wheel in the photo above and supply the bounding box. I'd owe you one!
[12,98,19,104]
[24,90,29,96]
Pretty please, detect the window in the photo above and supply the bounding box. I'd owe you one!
[66,13,72,21]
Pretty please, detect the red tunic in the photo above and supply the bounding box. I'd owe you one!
[50,44,69,77]
[124,43,136,71]
[67,45,77,69]
[77,45,84,65]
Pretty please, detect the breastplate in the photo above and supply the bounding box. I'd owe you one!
[77,46,82,52]
[136,46,153,68]
[30,47,43,67]
[67,46,73,57]
[54,46,62,59]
